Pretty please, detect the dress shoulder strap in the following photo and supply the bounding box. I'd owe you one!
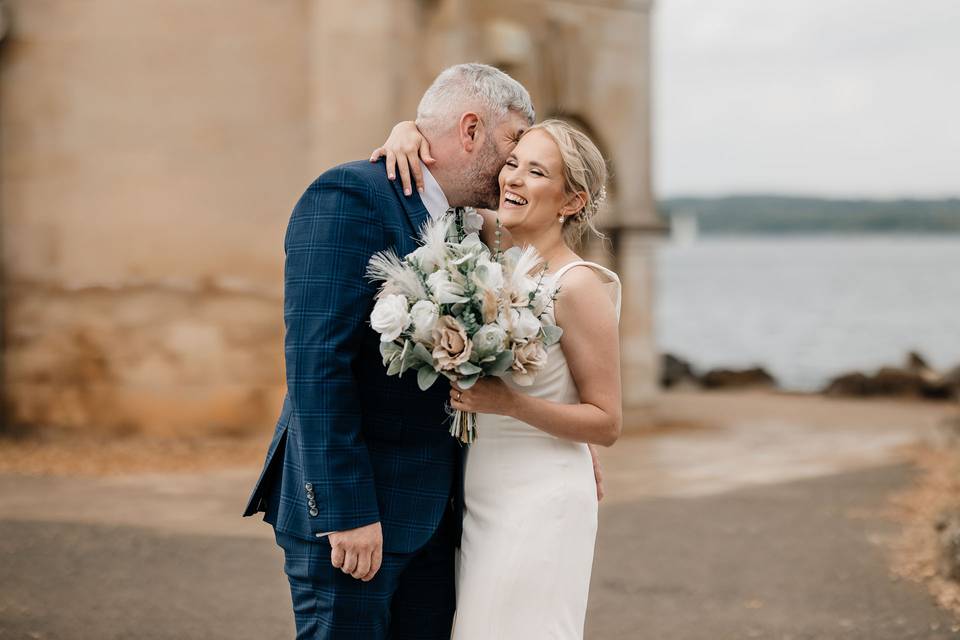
[550,260,622,319]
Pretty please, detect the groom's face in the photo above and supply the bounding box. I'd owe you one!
[470,111,529,210]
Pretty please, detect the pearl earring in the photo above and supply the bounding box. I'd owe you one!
[558,215,565,224]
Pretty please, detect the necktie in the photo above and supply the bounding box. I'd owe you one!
[445,207,465,243]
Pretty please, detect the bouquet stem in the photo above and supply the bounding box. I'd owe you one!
[449,409,477,444]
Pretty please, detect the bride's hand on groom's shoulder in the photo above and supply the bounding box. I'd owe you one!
[450,378,517,417]
[369,120,435,196]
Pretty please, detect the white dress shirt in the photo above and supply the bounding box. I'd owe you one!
[419,161,450,220]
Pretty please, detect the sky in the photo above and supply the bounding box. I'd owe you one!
[653,0,960,198]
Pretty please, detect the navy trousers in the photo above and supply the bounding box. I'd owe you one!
[273,506,457,639]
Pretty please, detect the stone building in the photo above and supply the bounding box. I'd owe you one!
[0,0,661,436]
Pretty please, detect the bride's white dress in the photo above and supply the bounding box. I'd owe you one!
[451,261,622,640]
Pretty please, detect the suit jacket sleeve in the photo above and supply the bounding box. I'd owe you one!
[283,166,385,534]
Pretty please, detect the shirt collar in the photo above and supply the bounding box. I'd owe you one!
[419,162,450,221]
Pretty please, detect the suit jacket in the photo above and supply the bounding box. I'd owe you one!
[243,159,462,554]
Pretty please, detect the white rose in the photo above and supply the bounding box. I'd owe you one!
[473,323,507,358]
[408,245,442,273]
[497,306,540,341]
[462,208,485,235]
[410,300,439,341]
[370,294,410,342]
[514,307,541,340]
[515,275,538,301]
[472,256,504,292]
[427,270,468,304]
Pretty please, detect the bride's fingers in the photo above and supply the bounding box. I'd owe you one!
[369,146,386,162]
[396,154,413,196]
[385,150,397,180]
[590,447,605,501]
[409,153,425,194]
[419,138,436,165]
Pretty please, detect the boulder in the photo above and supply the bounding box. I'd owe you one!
[660,353,700,389]
[873,367,932,397]
[905,350,932,372]
[823,366,954,400]
[823,372,873,397]
[700,367,776,390]
[943,365,960,397]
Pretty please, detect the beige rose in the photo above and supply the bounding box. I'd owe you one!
[511,340,548,386]
[431,316,473,371]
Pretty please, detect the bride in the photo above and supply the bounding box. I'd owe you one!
[374,118,622,639]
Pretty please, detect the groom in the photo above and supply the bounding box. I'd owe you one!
[243,64,535,639]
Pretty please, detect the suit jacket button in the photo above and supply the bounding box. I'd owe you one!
[304,483,314,491]
[308,499,317,508]
[309,508,319,517]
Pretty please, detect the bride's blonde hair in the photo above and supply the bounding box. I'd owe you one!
[522,119,608,247]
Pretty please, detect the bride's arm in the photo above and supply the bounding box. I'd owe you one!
[451,267,622,446]
[370,123,513,249]
[369,121,435,196]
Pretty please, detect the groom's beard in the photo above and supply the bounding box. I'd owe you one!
[466,138,504,210]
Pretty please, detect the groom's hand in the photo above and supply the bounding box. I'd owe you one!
[329,521,383,582]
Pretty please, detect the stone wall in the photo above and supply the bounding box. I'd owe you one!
[0,0,659,436]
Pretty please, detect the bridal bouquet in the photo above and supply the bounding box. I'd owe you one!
[366,212,562,443]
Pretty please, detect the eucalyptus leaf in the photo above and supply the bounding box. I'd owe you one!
[417,367,440,390]
[542,324,563,346]
[458,362,483,376]
[486,350,514,375]
[386,356,403,376]
[400,353,421,377]
[380,341,402,366]
[457,373,480,389]
[412,342,434,365]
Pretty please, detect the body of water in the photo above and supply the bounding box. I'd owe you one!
[655,235,960,391]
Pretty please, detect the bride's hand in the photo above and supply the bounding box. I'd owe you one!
[450,378,517,416]
[369,121,436,196]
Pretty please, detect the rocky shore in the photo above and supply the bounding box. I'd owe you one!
[661,350,960,401]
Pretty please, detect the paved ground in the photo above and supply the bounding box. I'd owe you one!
[1,391,958,639]
[0,465,957,639]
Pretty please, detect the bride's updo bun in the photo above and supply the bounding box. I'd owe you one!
[523,119,609,246]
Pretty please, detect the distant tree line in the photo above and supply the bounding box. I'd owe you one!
[657,195,960,234]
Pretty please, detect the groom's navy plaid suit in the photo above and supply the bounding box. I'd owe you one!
[244,159,461,639]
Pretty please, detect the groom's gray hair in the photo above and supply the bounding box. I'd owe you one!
[416,63,535,133]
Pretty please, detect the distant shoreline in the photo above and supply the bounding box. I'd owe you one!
[658,195,960,234]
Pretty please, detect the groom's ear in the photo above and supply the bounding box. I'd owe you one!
[458,112,482,152]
